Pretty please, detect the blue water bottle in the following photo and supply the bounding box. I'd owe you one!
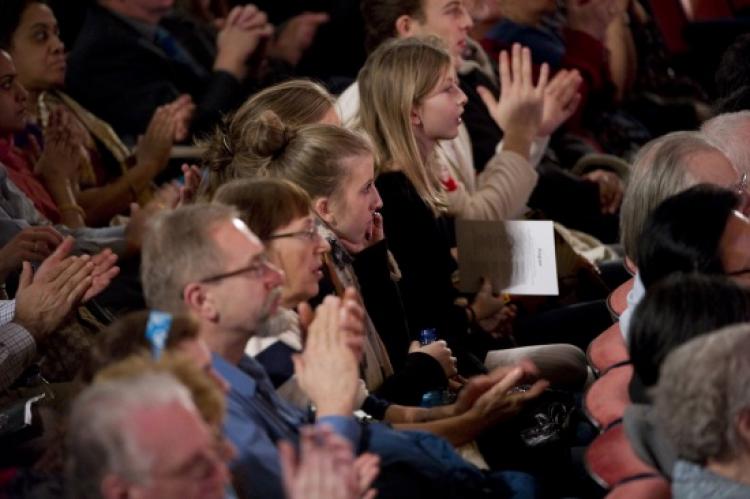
[419,328,445,407]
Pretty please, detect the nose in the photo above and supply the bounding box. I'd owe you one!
[264,261,285,288]
[51,32,65,53]
[372,185,383,210]
[457,86,468,107]
[14,80,28,103]
[460,5,474,30]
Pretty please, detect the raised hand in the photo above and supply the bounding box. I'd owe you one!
[293,295,360,417]
[537,69,583,136]
[477,44,547,157]
[466,365,548,425]
[14,253,94,341]
[135,104,176,173]
[0,226,63,282]
[268,12,330,66]
[279,425,378,499]
[178,163,202,207]
[168,94,195,142]
[35,108,83,183]
[339,212,384,255]
[214,4,274,79]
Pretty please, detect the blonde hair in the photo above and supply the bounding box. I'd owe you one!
[199,109,372,202]
[95,353,226,429]
[200,79,338,199]
[358,37,451,214]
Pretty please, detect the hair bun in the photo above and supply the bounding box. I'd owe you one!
[251,110,296,159]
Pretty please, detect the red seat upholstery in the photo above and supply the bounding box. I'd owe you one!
[606,476,671,499]
[587,323,630,376]
[606,278,634,319]
[586,422,660,489]
[584,364,633,430]
[647,0,690,55]
[691,0,733,20]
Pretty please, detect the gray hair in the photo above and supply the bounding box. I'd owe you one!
[66,373,196,499]
[620,131,718,261]
[653,323,750,464]
[701,111,750,175]
[141,203,238,313]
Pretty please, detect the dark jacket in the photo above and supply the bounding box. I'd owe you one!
[66,4,244,141]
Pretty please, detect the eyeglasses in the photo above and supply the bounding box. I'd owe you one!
[265,226,320,243]
[199,253,278,283]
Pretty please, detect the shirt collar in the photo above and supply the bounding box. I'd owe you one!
[212,352,258,397]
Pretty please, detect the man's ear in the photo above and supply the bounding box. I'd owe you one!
[184,282,218,322]
[100,473,129,499]
[736,408,750,450]
[394,14,416,37]
[313,196,335,226]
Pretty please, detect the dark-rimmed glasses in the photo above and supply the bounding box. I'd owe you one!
[265,226,320,242]
[199,253,278,283]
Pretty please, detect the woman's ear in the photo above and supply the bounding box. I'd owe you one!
[313,196,335,226]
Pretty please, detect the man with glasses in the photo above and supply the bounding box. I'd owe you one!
[141,203,546,499]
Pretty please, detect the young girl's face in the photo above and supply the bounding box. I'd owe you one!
[0,51,28,134]
[326,153,382,248]
[412,67,466,143]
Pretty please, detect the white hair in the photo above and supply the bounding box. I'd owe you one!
[701,111,750,174]
[654,323,750,464]
[66,373,196,499]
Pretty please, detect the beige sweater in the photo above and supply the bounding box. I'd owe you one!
[437,126,538,221]
[338,82,542,222]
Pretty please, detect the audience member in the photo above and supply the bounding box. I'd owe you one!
[628,273,750,405]
[215,177,553,454]
[141,203,545,499]
[66,0,273,140]
[359,37,589,377]
[0,49,86,227]
[618,131,743,339]
[0,235,118,390]
[66,372,232,499]
[636,184,749,289]
[653,324,750,498]
[0,0,190,226]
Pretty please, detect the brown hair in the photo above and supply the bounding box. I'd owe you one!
[81,310,200,383]
[214,178,311,240]
[361,0,425,53]
[199,110,372,202]
[95,353,226,429]
[200,79,336,199]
